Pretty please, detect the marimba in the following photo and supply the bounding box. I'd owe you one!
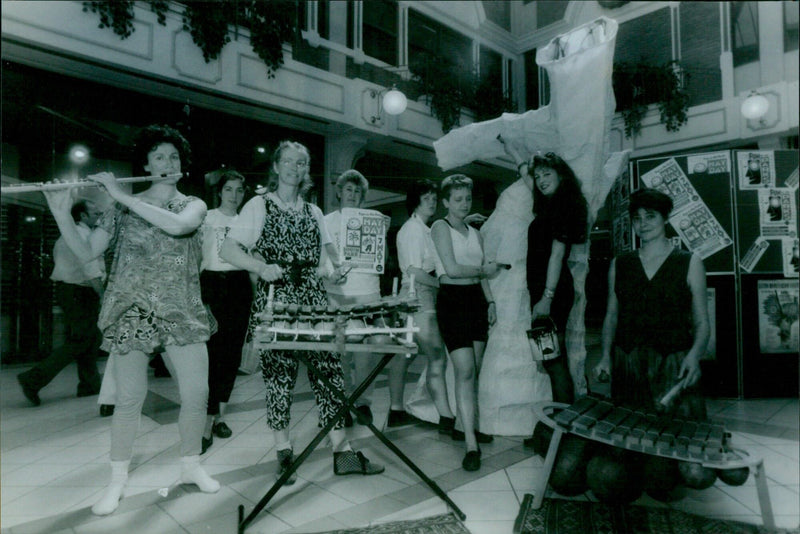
[252,287,421,355]
[237,285,466,533]
[531,397,775,529]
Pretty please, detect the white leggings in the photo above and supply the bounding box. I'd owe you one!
[110,344,208,461]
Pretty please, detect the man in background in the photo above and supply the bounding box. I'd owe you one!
[18,200,105,405]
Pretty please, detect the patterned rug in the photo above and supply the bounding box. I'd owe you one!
[514,494,799,534]
[314,513,470,534]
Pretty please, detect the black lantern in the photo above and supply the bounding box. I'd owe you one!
[527,316,561,361]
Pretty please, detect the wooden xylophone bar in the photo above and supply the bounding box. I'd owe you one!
[533,399,775,529]
[550,396,733,462]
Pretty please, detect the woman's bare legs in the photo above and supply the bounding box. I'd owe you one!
[449,347,478,453]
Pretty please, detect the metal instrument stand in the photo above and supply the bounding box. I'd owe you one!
[237,319,465,532]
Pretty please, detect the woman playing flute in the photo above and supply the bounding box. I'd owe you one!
[43,124,220,516]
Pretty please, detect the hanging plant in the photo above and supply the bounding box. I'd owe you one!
[244,1,297,78]
[84,1,296,78]
[613,60,691,138]
[82,1,170,38]
[82,1,136,38]
[182,2,237,62]
[471,76,516,123]
[410,54,474,133]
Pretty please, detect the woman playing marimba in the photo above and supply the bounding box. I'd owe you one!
[43,124,220,516]
[594,188,709,418]
[220,140,384,483]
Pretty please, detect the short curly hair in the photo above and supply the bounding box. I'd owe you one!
[336,169,369,204]
[629,188,674,219]
[132,124,191,172]
[405,179,438,216]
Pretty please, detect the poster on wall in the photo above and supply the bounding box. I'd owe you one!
[737,151,776,189]
[704,287,716,361]
[783,237,800,278]
[740,237,770,273]
[337,208,390,275]
[786,166,799,190]
[640,158,699,212]
[687,151,730,175]
[757,280,799,354]
[640,158,733,260]
[670,204,733,259]
[758,188,798,238]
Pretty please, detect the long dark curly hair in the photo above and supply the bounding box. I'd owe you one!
[529,152,588,243]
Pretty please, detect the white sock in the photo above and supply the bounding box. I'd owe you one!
[180,455,220,493]
[275,440,292,452]
[91,460,129,516]
[333,442,353,453]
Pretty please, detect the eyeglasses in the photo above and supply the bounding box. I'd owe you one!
[279,159,309,169]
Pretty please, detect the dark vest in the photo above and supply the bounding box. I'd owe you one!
[614,249,694,354]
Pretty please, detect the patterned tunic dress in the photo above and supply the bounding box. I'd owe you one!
[96,196,211,355]
[247,196,346,431]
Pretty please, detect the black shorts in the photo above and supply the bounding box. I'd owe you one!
[435,283,488,352]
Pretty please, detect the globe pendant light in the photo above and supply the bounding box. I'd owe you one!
[382,88,408,116]
[741,91,769,120]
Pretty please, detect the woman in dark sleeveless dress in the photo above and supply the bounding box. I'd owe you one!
[594,189,709,418]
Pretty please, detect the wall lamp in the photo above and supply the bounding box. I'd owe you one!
[741,90,770,122]
[363,86,407,126]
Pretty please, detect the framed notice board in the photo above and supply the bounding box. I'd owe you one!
[733,150,798,398]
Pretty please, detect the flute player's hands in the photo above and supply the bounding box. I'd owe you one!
[43,187,74,218]
[87,172,125,199]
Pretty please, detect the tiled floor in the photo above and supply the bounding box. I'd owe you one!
[2,351,798,534]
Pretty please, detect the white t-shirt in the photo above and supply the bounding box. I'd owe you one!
[50,221,105,285]
[396,213,437,287]
[322,209,380,296]
[227,193,331,252]
[201,209,239,272]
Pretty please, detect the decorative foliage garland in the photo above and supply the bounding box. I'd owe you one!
[613,60,690,138]
[83,1,295,78]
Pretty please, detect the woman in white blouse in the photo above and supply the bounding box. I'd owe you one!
[391,180,455,431]
[199,170,250,452]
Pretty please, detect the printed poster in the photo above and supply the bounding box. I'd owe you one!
[640,158,699,212]
[737,151,776,189]
[338,207,390,275]
[758,280,799,354]
[786,166,799,190]
[783,237,800,278]
[758,188,797,238]
[687,151,730,175]
[670,204,733,260]
[640,158,733,260]
[740,237,770,273]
